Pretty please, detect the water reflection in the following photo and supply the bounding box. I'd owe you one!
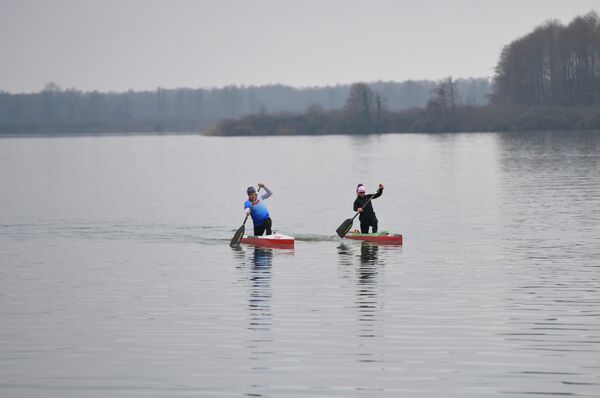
[231,246,294,338]
[337,242,381,335]
[230,246,275,354]
[357,243,379,334]
[494,130,600,394]
[229,246,275,397]
[336,243,354,277]
[359,242,380,276]
[230,244,247,268]
[248,247,273,333]
[244,246,274,393]
[498,130,600,156]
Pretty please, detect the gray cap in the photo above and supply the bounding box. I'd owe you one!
[247,186,256,196]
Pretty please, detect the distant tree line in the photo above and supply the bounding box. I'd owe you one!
[212,11,600,136]
[0,79,490,135]
[210,79,600,136]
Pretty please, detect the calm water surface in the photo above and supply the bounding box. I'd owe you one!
[1,131,599,397]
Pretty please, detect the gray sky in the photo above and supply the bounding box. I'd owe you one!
[1,0,598,93]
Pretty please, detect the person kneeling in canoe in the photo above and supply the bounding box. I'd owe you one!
[354,183,384,233]
[244,182,273,236]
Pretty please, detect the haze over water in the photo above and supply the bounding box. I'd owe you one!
[1,131,599,397]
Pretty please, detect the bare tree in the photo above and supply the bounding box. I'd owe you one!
[430,77,457,114]
[344,83,384,133]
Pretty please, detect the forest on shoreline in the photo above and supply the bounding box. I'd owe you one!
[211,11,600,136]
[209,100,600,136]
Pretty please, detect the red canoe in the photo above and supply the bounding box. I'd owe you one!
[344,231,403,245]
[240,233,295,249]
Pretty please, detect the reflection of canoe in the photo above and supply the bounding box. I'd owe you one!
[344,231,403,245]
[240,233,295,249]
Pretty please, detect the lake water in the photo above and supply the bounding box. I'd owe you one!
[1,131,599,397]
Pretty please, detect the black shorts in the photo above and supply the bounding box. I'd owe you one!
[254,217,272,236]
[360,216,378,234]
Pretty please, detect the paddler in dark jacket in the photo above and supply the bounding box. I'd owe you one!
[353,183,384,233]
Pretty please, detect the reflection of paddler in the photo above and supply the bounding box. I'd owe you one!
[252,247,273,268]
[249,247,272,333]
[360,242,379,267]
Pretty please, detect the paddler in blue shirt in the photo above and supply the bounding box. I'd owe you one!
[353,183,384,233]
[244,182,273,236]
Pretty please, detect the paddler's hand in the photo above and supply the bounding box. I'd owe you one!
[379,183,384,189]
[257,182,265,188]
[357,208,363,213]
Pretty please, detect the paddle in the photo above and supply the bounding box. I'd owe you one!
[336,191,376,238]
[230,215,249,247]
[229,187,261,247]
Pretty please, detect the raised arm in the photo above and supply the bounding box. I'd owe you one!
[372,184,384,199]
[259,184,272,200]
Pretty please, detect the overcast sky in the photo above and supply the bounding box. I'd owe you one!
[1,0,598,93]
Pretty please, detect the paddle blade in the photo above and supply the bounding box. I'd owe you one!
[336,218,354,238]
[230,224,245,247]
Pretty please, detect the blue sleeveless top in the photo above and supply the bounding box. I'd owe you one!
[244,197,270,226]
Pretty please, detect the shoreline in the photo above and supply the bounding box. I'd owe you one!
[1,129,599,139]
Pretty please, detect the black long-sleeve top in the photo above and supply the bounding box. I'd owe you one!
[353,187,383,221]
